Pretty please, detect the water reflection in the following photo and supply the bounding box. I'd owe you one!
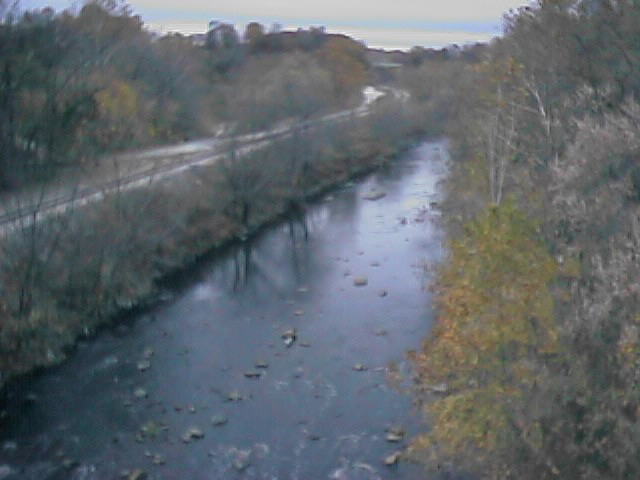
[0,141,451,480]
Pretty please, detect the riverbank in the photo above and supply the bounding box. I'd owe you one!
[0,101,424,391]
[0,140,447,480]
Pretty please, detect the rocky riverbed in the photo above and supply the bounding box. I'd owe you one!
[0,141,448,480]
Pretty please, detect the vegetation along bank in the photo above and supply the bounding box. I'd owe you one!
[403,1,640,478]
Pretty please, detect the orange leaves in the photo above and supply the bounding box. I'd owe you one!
[318,37,369,101]
[413,202,562,465]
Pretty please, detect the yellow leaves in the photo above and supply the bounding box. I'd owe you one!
[618,318,640,366]
[93,78,151,147]
[95,79,139,121]
[428,385,515,455]
[414,202,562,464]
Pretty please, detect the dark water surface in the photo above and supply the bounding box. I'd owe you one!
[0,141,448,480]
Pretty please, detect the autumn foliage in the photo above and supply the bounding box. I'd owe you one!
[0,2,371,188]
[410,203,561,476]
[407,1,640,478]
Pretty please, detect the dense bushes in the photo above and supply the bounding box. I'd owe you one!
[409,203,561,478]
[407,1,640,478]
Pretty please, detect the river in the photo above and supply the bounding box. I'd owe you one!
[0,140,448,480]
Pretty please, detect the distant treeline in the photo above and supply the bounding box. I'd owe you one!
[0,0,370,188]
[0,0,442,392]
[402,1,640,479]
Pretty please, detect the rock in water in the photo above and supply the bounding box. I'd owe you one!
[211,414,228,426]
[0,465,13,480]
[362,191,387,201]
[232,449,251,472]
[226,391,243,402]
[136,360,151,372]
[140,421,163,438]
[2,442,17,453]
[386,426,405,443]
[384,451,402,466]
[353,277,368,287]
[281,328,297,347]
[133,388,147,399]
[62,458,79,470]
[128,470,148,480]
[182,427,204,443]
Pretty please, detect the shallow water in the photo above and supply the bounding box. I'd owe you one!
[0,140,449,480]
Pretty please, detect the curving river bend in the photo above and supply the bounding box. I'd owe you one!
[0,141,448,480]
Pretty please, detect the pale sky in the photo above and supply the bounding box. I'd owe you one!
[20,0,532,49]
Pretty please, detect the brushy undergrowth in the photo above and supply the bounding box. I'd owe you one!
[0,100,422,388]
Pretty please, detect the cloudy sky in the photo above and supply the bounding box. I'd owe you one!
[21,0,531,49]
